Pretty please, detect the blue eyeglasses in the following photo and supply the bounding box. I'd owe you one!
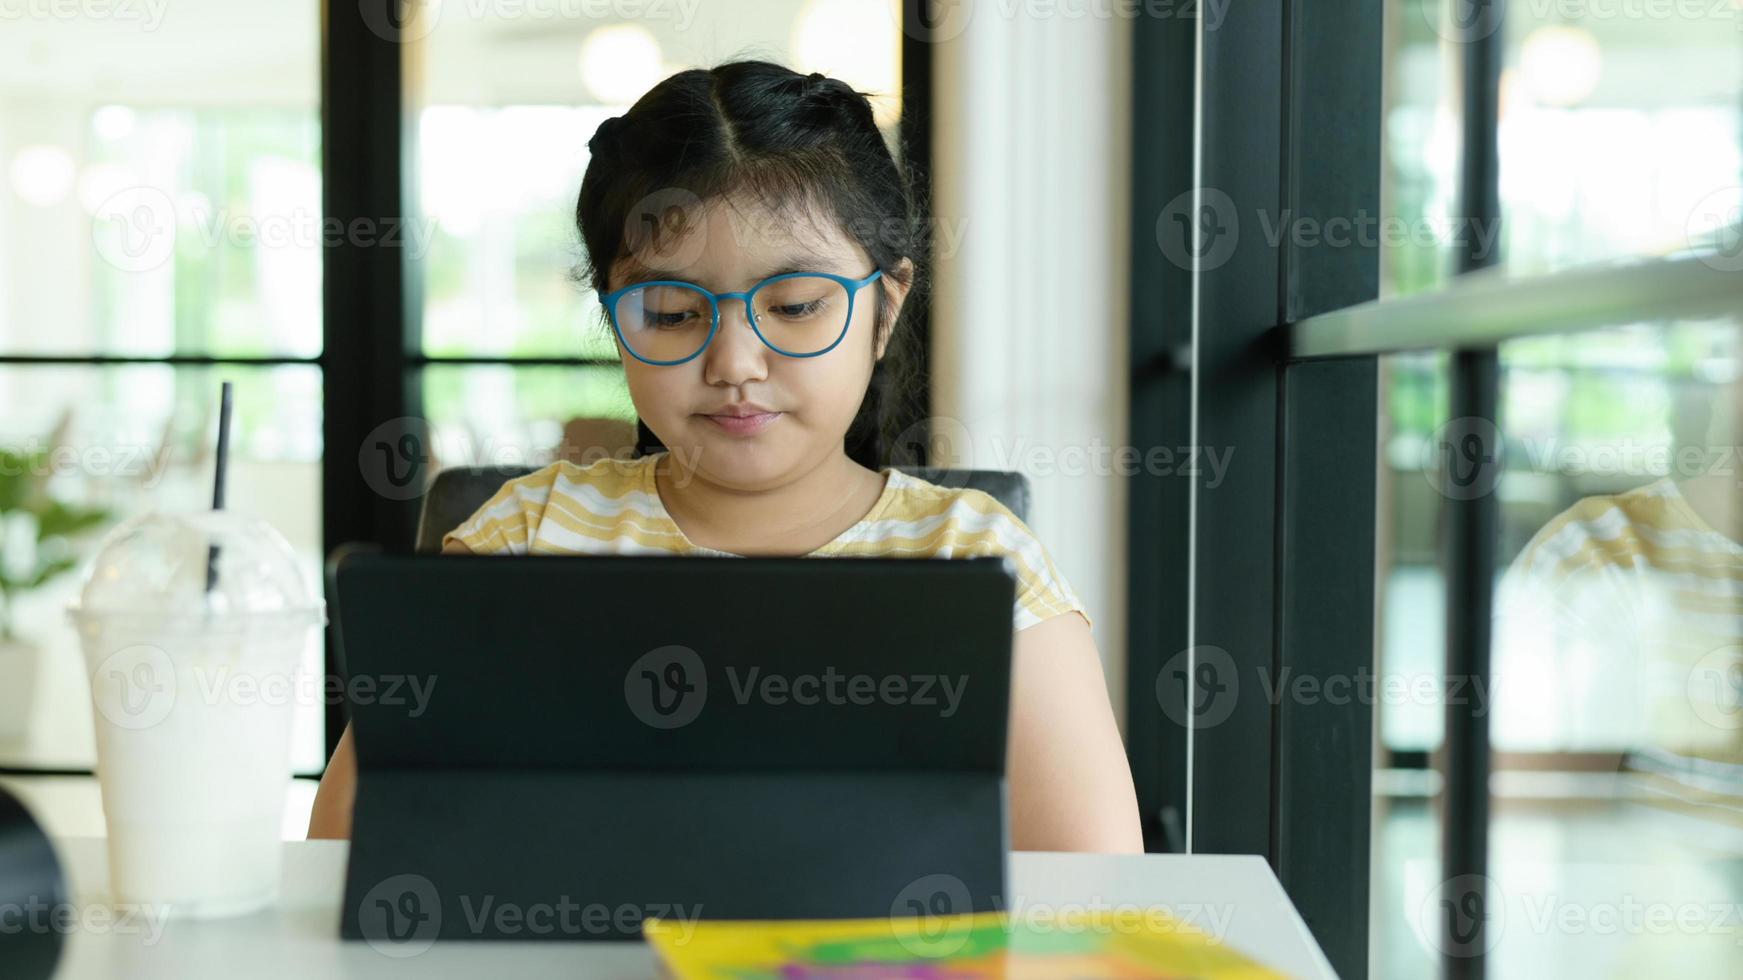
[600,269,884,366]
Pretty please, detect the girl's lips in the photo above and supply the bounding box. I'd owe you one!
[701,411,782,435]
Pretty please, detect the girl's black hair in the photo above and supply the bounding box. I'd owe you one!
[575,60,926,469]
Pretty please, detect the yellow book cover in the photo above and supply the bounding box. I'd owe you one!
[643,907,1291,979]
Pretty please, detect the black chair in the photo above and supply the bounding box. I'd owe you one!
[414,462,1032,554]
[0,787,65,980]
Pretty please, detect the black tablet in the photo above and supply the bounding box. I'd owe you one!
[328,551,1015,944]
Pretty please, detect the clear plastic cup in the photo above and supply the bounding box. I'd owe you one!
[66,511,325,918]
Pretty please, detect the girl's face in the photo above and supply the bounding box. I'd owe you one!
[606,194,910,490]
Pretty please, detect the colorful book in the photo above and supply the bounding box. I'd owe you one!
[643,908,1290,979]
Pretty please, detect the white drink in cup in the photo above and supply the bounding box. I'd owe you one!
[68,512,325,918]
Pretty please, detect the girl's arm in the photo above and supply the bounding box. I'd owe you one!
[306,723,355,839]
[1007,614,1145,853]
[306,537,475,840]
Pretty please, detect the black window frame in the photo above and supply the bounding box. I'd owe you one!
[1128,3,1742,979]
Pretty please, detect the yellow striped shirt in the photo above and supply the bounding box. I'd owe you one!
[441,452,1091,633]
[1494,477,1743,795]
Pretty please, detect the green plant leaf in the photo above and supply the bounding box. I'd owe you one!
[36,500,111,540]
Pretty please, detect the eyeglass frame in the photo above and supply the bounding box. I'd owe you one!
[599,268,885,366]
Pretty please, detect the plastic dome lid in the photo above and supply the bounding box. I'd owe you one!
[66,511,325,632]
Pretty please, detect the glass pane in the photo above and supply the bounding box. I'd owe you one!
[0,365,326,775]
[1381,0,1742,297]
[420,364,637,478]
[1374,319,1743,976]
[0,4,321,356]
[413,2,903,357]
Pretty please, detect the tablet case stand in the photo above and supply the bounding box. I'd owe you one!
[329,551,1014,943]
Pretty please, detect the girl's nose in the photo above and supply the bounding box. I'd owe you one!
[702,297,769,385]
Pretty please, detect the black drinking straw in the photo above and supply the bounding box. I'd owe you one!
[204,381,234,597]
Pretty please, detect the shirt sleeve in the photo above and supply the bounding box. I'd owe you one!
[440,464,563,555]
[1490,522,1643,752]
[990,504,1093,633]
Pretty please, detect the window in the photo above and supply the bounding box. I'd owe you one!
[0,3,326,774]
[1130,3,1742,977]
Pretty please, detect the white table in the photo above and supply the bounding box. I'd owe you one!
[44,837,1337,978]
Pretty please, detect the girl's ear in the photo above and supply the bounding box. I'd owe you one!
[874,257,916,361]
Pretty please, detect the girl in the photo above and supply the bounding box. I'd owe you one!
[310,61,1142,853]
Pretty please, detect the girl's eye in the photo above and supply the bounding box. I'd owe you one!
[642,310,698,330]
[770,300,827,320]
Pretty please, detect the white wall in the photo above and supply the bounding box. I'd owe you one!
[930,13,1134,727]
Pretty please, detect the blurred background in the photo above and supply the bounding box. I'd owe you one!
[0,0,903,777]
[1374,3,1741,976]
[0,0,1739,976]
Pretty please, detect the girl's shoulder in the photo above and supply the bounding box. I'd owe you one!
[440,453,679,555]
[841,470,1093,632]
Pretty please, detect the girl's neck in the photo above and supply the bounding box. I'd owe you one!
[653,449,887,556]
